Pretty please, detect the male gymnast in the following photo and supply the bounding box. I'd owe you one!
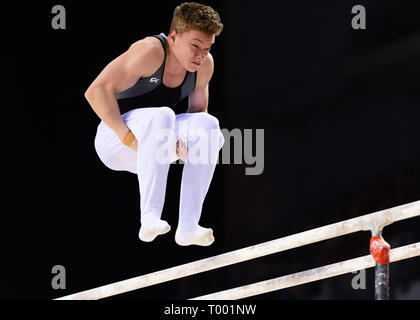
[85,2,224,246]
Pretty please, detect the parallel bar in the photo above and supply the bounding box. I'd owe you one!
[191,242,420,300]
[56,201,420,300]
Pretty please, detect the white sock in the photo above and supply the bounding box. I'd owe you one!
[175,225,214,247]
[139,216,171,242]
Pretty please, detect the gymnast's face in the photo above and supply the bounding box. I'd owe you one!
[169,29,215,72]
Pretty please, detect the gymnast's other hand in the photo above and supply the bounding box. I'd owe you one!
[121,129,138,152]
[176,139,188,162]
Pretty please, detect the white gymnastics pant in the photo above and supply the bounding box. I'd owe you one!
[94,107,225,237]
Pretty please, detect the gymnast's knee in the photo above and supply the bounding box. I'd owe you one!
[152,107,176,129]
[191,112,221,131]
[190,113,225,149]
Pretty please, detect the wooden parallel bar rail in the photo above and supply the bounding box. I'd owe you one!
[191,242,420,300]
[56,201,420,300]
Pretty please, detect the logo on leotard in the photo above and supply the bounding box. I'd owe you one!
[150,78,160,84]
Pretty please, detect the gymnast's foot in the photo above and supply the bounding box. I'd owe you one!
[139,216,171,242]
[175,225,214,247]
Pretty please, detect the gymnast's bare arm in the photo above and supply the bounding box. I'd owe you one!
[84,37,163,143]
[187,52,214,114]
[176,53,214,160]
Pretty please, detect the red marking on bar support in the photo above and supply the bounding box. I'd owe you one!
[370,236,391,264]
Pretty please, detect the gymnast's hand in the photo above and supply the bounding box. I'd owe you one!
[121,129,138,152]
[176,140,188,162]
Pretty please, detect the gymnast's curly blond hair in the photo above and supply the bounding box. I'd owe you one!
[169,2,223,36]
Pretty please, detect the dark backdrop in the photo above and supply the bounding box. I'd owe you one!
[3,0,420,300]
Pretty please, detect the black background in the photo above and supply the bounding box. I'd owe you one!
[3,0,420,301]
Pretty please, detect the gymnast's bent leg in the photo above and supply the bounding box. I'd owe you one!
[94,107,177,242]
[174,113,225,246]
